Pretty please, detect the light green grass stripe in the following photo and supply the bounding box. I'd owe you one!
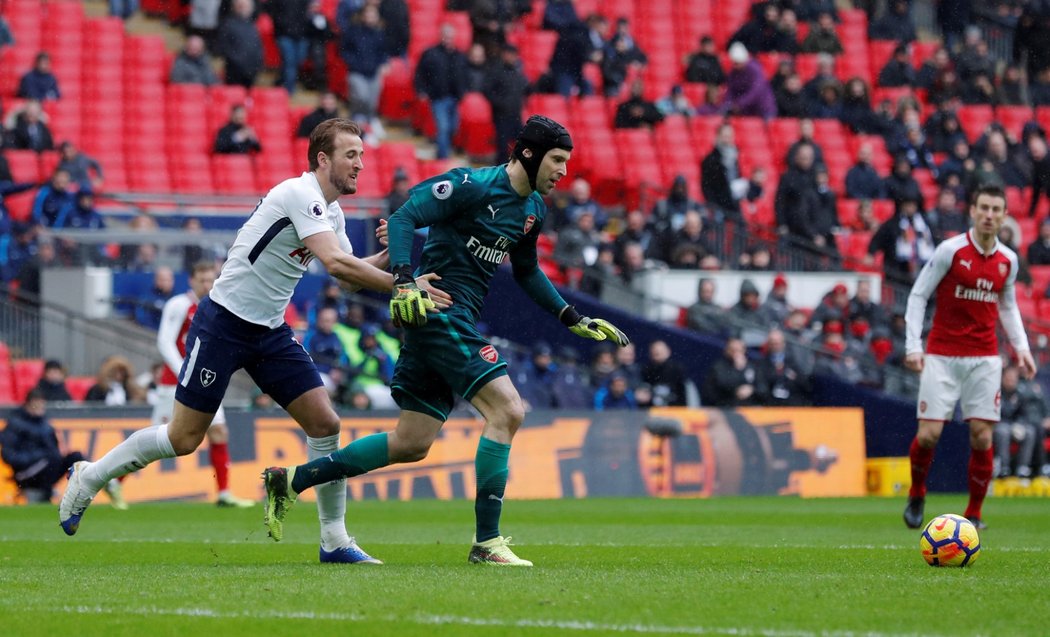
[4,604,950,637]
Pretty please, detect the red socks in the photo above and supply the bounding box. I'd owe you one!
[210,442,230,492]
[908,437,935,498]
[964,447,994,520]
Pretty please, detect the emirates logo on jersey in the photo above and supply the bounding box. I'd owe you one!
[479,345,499,363]
[524,214,536,234]
[919,400,927,414]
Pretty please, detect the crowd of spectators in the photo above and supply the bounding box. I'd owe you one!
[5,0,1050,414]
[683,275,915,400]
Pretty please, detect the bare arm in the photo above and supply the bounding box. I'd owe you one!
[305,231,452,308]
[304,231,394,293]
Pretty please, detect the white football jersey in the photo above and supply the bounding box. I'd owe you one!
[210,172,352,328]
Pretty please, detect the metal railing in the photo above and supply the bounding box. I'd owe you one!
[0,289,159,375]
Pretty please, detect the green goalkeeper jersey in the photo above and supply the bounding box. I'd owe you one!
[387,165,567,323]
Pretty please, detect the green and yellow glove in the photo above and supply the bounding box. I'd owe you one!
[390,265,435,328]
[560,305,630,346]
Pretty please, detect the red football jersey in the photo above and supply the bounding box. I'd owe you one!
[906,230,1027,357]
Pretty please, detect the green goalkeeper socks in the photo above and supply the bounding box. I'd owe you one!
[291,432,390,493]
[474,437,511,543]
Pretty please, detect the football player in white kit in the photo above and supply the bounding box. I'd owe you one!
[59,119,452,564]
[902,184,1037,530]
[153,260,253,508]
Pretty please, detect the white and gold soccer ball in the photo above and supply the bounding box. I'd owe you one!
[920,513,981,567]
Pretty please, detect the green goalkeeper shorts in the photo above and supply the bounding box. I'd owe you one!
[390,309,508,421]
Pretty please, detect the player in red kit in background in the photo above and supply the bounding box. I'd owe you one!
[902,184,1036,530]
[153,261,254,508]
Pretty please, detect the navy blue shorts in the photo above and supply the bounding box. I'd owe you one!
[174,297,324,413]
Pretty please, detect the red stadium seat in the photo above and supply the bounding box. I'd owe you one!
[212,155,258,195]
[255,13,281,69]
[837,199,861,228]
[571,95,611,132]
[454,92,495,158]
[517,30,558,82]
[5,150,40,183]
[378,57,415,121]
[996,106,1034,142]
[1016,294,1039,321]
[375,142,420,185]
[911,41,940,67]
[1038,107,1050,134]
[0,47,35,97]
[872,200,895,222]
[65,376,95,402]
[171,154,215,195]
[127,159,171,192]
[253,152,295,193]
[417,158,462,181]
[957,105,995,142]
[596,0,633,23]
[1030,266,1050,296]
[690,115,723,156]
[11,359,44,403]
[0,365,15,405]
[39,150,60,178]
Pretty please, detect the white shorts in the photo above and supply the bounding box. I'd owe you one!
[151,385,227,427]
[916,354,1002,422]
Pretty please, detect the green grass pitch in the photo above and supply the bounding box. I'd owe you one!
[1,496,1046,636]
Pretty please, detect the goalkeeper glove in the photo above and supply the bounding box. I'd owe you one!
[389,265,435,328]
[560,305,630,346]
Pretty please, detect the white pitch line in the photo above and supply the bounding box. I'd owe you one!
[3,536,1046,553]
[0,604,958,637]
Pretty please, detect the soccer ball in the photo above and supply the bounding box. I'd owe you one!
[920,514,981,567]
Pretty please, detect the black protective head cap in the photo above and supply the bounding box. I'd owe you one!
[513,114,573,190]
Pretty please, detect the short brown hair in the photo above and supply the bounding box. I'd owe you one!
[971,184,1006,207]
[191,260,217,277]
[308,118,362,171]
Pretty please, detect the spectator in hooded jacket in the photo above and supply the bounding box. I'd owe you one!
[268,0,311,94]
[846,143,885,200]
[5,99,54,152]
[17,52,60,101]
[342,4,389,136]
[683,35,725,85]
[414,23,469,159]
[482,43,529,159]
[169,35,219,86]
[702,338,767,406]
[801,11,843,54]
[868,0,916,42]
[33,360,72,402]
[213,105,262,154]
[215,0,264,88]
[0,390,110,502]
[720,42,776,119]
[701,122,765,224]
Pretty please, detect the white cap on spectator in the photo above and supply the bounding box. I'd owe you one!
[728,42,750,64]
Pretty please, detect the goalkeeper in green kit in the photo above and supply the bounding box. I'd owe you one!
[261,115,629,566]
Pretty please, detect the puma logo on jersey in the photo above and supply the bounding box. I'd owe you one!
[488,204,500,219]
[960,259,972,270]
